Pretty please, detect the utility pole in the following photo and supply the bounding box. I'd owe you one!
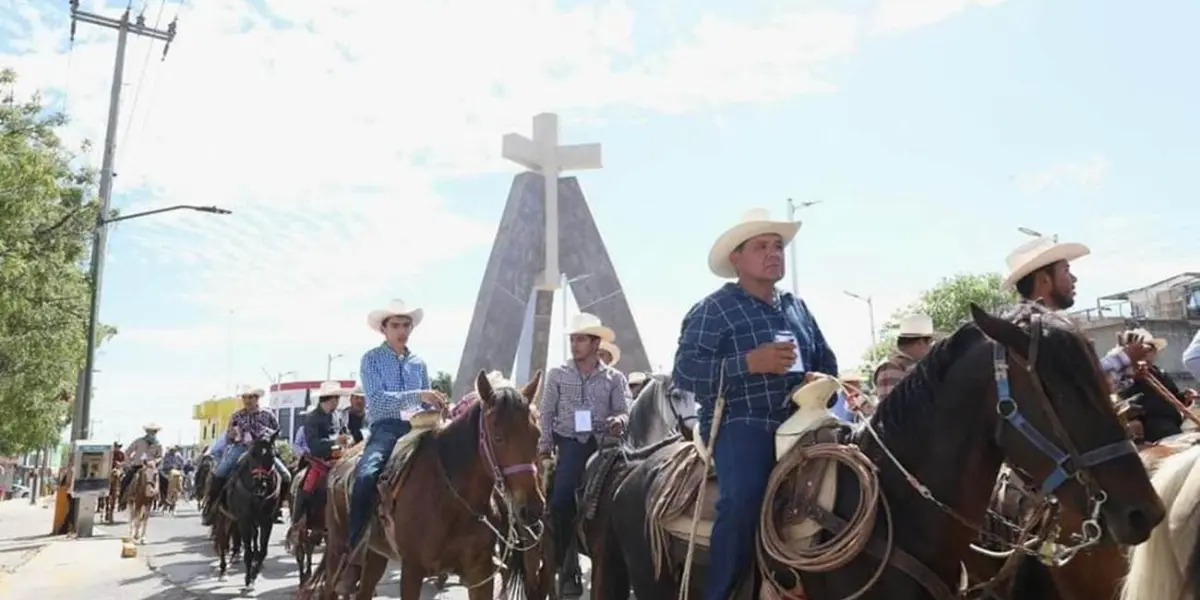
[70,3,177,445]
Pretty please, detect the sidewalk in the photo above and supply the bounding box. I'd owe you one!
[0,534,195,599]
[0,496,56,573]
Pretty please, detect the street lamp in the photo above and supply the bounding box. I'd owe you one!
[326,354,344,380]
[786,198,823,296]
[844,290,877,349]
[73,203,232,443]
[561,273,592,362]
[1017,226,1056,241]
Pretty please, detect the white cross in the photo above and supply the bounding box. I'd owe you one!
[502,113,603,290]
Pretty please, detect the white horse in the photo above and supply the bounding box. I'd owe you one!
[1121,444,1200,600]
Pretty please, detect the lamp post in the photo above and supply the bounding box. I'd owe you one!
[73,204,232,444]
[844,290,877,349]
[561,273,592,362]
[785,198,823,296]
[326,354,344,381]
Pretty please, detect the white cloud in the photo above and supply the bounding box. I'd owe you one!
[869,0,1010,36]
[1014,156,1110,193]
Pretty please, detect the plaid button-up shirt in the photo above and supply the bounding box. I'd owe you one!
[360,343,431,425]
[538,361,631,452]
[872,350,918,401]
[673,283,839,436]
[227,408,280,445]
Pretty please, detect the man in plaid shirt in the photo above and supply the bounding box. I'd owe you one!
[673,207,838,600]
[871,313,934,401]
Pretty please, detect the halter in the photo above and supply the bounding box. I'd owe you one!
[658,379,698,433]
[991,312,1136,536]
[478,406,538,480]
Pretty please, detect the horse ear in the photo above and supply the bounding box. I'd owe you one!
[475,370,494,406]
[970,303,1030,357]
[521,370,542,401]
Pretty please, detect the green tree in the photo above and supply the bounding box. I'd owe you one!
[0,68,114,455]
[858,273,1016,375]
[431,371,453,397]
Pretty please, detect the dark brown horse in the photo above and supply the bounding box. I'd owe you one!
[606,304,1164,600]
[306,370,547,600]
[103,467,121,524]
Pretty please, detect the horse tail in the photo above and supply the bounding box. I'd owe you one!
[1122,444,1200,600]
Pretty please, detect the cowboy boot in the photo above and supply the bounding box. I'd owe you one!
[202,476,225,526]
[554,511,584,597]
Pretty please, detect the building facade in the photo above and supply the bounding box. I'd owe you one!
[192,396,242,448]
[267,380,356,442]
[1071,272,1200,386]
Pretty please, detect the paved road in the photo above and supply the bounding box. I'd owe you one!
[125,500,594,599]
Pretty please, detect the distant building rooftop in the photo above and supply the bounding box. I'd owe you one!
[1097,272,1200,302]
[1072,272,1200,324]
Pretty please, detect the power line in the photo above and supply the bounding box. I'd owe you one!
[118,0,169,165]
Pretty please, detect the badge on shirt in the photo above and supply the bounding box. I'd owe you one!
[574,410,592,433]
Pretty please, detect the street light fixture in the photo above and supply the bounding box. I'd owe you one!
[786,199,823,296]
[72,203,232,443]
[844,290,878,349]
[1017,226,1055,241]
[326,354,344,380]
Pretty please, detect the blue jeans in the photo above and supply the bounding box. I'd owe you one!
[704,422,775,600]
[213,444,289,480]
[550,435,597,514]
[348,418,411,548]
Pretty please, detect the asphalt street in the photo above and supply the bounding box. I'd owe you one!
[124,500,595,599]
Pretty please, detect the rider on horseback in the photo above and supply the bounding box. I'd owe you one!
[160,446,185,492]
[288,381,350,545]
[202,388,292,526]
[539,313,631,597]
[673,208,839,600]
[338,298,447,595]
[120,424,164,502]
[344,387,366,444]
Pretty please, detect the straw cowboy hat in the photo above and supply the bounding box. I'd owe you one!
[349,385,364,396]
[316,381,351,399]
[599,340,622,367]
[143,423,161,432]
[897,314,934,339]
[838,371,864,385]
[566,313,615,343]
[1001,235,1091,291]
[628,371,648,386]
[708,208,802,279]
[240,387,266,398]
[367,298,425,332]
[1118,328,1168,351]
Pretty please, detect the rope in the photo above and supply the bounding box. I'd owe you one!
[677,365,725,600]
[757,440,885,600]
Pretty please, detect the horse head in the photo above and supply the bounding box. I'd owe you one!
[243,432,280,497]
[473,369,545,523]
[626,374,698,448]
[968,303,1164,545]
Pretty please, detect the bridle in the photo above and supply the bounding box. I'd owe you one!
[658,379,698,434]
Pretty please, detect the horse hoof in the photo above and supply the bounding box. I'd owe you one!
[218,574,228,583]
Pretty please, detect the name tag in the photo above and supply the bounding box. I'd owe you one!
[574,410,592,433]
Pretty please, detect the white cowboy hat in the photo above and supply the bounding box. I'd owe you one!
[240,387,266,398]
[1001,235,1091,291]
[628,371,648,386]
[1119,328,1168,351]
[838,370,864,384]
[143,423,161,432]
[367,298,425,332]
[349,385,364,396]
[708,208,801,279]
[599,340,622,367]
[897,314,934,338]
[566,313,615,343]
[316,381,351,399]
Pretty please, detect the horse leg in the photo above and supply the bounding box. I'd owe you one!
[355,552,388,600]
[216,519,229,582]
[395,557,428,600]
[592,528,632,600]
[242,521,255,589]
[461,556,497,600]
[256,517,274,584]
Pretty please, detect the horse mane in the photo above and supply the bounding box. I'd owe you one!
[626,378,661,425]
[435,383,532,483]
[871,322,986,432]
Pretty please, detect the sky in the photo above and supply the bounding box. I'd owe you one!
[2,0,1197,445]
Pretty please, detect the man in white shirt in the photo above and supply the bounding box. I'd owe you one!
[1184,329,1200,382]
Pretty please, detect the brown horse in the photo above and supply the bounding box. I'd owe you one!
[162,468,182,516]
[305,370,547,600]
[127,460,159,544]
[103,467,121,523]
[606,304,1164,600]
[289,455,334,587]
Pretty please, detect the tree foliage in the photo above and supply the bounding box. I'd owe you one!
[431,371,453,398]
[858,273,1016,374]
[0,68,115,455]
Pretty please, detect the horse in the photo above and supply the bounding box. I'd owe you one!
[219,431,284,592]
[306,370,546,600]
[1121,440,1200,600]
[606,303,1163,600]
[161,468,182,516]
[290,454,333,587]
[127,459,159,544]
[194,455,212,507]
[544,374,698,599]
[103,467,121,524]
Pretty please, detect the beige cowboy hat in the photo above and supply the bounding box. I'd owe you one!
[897,314,934,338]
[349,385,364,396]
[240,387,266,398]
[316,381,351,399]
[599,340,622,367]
[708,208,801,279]
[566,313,615,343]
[628,371,648,386]
[1000,235,1090,291]
[838,370,864,384]
[367,298,425,332]
[143,423,162,432]
[1118,328,1168,351]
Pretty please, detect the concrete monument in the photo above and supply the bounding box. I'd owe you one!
[452,113,650,400]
